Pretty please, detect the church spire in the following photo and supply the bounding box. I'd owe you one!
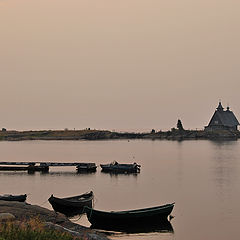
[217,101,224,111]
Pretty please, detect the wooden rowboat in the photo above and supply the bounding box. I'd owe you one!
[48,191,93,216]
[100,161,141,173]
[0,194,27,202]
[84,203,175,229]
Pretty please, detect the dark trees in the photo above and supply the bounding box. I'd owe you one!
[177,119,184,131]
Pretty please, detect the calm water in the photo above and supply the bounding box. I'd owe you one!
[0,139,240,240]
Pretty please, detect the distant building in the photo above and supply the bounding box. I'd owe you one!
[205,102,239,131]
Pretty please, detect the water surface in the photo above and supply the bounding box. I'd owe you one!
[0,140,240,240]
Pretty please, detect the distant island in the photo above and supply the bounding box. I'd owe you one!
[0,128,239,141]
[1,102,239,141]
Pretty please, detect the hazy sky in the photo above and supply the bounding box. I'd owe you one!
[1,0,240,131]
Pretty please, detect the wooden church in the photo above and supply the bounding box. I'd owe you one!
[205,102,239,131]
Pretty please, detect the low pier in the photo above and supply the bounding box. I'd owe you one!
[0,162,97,173]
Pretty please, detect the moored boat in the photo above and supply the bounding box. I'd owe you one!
[48,191,93,216]
[84,203,175,228]
[100,161,140,173]
[0,194,27,202]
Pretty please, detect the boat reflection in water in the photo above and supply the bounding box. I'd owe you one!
[90,219,174,234]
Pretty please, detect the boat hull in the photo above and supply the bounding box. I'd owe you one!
[100,163,140,173]
[0,194,27,202]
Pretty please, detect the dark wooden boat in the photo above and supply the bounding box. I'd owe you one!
[100,161,140,173]
[48,191,93,216]
[84,203,175,228]
[0,194,27,202]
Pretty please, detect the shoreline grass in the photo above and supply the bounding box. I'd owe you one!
[0,218,77,240]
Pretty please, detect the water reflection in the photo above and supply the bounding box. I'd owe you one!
[90,219,174,234]
[100,171,139,178]
[210,139,238,147]
[0,171,96,177]
[2,140,240,240]
[176,141,184,187]
[209,140,238,201]
[0,172,31,177]
[210,140,237,182]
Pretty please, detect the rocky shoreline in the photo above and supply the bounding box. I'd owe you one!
[0,201,109,240]
[0,129,239,141]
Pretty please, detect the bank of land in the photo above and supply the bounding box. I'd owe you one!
[0,129,239,141]
[0,201,109,240]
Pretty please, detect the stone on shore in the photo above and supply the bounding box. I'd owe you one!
[0,212,16,221]
[0,201,109,240]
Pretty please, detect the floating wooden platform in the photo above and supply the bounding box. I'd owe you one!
[0,166,49,173]
[0,162,97,173]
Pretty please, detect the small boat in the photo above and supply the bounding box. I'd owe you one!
[100,161,141,173]
[84,203,175,228]
[48,191,93,216]
[0,194,27,202]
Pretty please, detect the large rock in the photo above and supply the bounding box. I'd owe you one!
[0,213,16,221]
[0,201,109,240]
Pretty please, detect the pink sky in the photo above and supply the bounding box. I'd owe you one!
[1,0,240,131]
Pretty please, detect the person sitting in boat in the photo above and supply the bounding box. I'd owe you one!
[111,161,118,166]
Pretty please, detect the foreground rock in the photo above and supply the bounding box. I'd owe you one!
[0,212,16,221]
[0,201,109,240]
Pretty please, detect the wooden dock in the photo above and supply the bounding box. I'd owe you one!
[0,162,97,173]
